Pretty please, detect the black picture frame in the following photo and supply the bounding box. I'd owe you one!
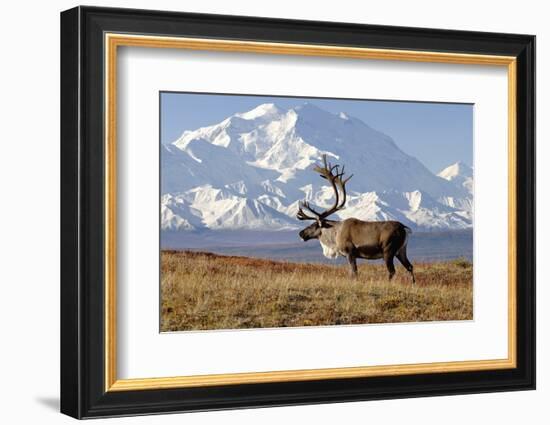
[61,5,535,419]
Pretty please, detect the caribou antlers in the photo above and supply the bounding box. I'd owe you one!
[296,155,353,222]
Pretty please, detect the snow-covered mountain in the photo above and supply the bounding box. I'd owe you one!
[438,161,473,194]
[161,103,473,232]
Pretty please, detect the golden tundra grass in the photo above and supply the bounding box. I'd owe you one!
[161,250,473,332]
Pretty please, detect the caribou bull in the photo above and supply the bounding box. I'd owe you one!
[297,155,415,283]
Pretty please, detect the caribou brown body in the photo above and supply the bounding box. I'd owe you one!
[297,156,415,283]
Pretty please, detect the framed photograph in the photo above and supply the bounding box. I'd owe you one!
[60,6,535,419]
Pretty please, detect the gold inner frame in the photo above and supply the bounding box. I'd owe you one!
[104,33,518,392]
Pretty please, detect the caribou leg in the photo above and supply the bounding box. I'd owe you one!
[384,254,396,281]
[347,254,358,279]
[396,249,416,284]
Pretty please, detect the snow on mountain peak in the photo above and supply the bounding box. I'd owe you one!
[236,103,282,120]
[438,161,473,194]
[438,161,473,180]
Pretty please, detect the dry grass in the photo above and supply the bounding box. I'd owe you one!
[161,250,473,332]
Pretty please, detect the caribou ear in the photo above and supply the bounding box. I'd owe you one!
[320,221,333,228]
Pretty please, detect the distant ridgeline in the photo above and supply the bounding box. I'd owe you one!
[161,229,473,264]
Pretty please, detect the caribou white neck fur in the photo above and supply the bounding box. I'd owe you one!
[318,223,344,259]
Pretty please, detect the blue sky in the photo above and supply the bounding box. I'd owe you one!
[160,92,473,174]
